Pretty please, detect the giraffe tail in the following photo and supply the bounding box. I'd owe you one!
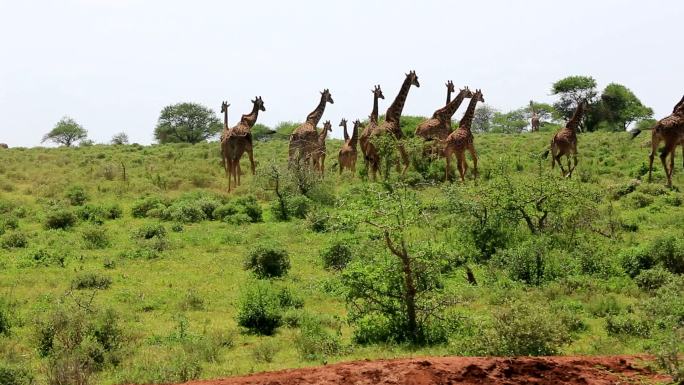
[629,128,642,139]
[541,149,550,159]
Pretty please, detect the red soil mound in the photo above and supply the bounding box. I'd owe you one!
[178,355,670,385]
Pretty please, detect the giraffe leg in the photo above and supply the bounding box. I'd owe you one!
[247,146,256,175]
[237,160,242,186]
[457,152,466,182]
[660,144,674,187]
[555,153,566,176]
[227,159,233,192]
[398,142,410,175]
[467,145,479,178]
[444,151,451,182]
[648,150,655,183]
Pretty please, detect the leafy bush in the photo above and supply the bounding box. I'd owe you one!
[45,209,77,230]
[321,241,352,270]
[1,231,28,249]
[234,195,263,223]
[487,300,571,355]
[27,248,66,268]
[132,223,167,240]
[244,244,290,279]
[625,192,653,208]
[77,204,123,223]
[636,267,674,292]
[305,209,329,233]
[605,314,651,337]
[493,238,562,286]
[81,226,110,249]
[164,201,207,223]
[65,185,88,206]
[621,235,684,277]
[251,339,279,363]
[131,196,167,218]
[71,273,112,290]
[0,364,34,385]
[277,286,304,309]
[236,281,282,335]
[587,294,623,317]
[287,194,311,219]
[0,301,10,336]
[294,316,342,360]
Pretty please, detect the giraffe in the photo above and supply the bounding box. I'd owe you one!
[360,85,385,166]
[445,80,455,105]
[312,120,332,174]
[543,99,587,178]
[221,97,266,191]
[443,89,485,181]
[339,119,361,175]
[631,95,684,187]
[366,71,420,180]
[289,89,333,167]
[530,100,540,132]
[415,86,473,142]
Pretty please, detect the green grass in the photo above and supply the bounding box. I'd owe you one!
[0,126,682,384]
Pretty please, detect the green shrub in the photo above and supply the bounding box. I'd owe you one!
[0,301,10,336]
[305,209,329,233]
[294,316,342,360]
[287,194,311,219]
[164,201,207,223]
[236,281,282,335]
[71,273,112,290]
[244,244,290,279]
[605,314,651,337]
[488,300,571,355]
[277,286,304,309]
[587,294,623,317]
[234,195,263,223]
[636,267,674,292]
[0,216,19,234]
[620,245,655,278]
[81,226,110,249]
[321,241,352,270]
[131,196,167,218]
[0,364,34,385]
[65,185,88,206]
[251,339,279,363]
[28,248,66,268]
[211,203,239,221]
[649,235,684,274]
[45,209,77,230]
[1,231,28,249]
[132,223,167,240]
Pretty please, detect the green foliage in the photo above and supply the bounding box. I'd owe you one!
[0,364,34,385]
[244,244,290,279]
[154,102,222,144]
[42,116,88,147]
[273,121,299,140]
[132,223,167,240]
[595,83,653,131]
[131,196,168,218]
[491,108,528,133]
[605,314,651,337]
[321,241,353,270]
[110,132,129,145]
[1,230,28,249]
[472,104,496,133]
[236,281,283,335]
[0,300,11,336]
[81,226,110,249]
[71,273,112,290]
[551,75,597,128]
[45,208,77,230]
[635,267,674,292]
[621,235,684,277]
[294,316,342,361]
[251,123,275,141]
[65,185,88,206]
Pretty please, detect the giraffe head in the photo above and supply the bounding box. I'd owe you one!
[372,85,385,99]
[339,118,347,128]
[446,80,455,94]
[406,70,420,88]
[321,89,334,104]
[220,101,230,113]
[474,89,485,103]
[459,86,474,99]
[323,120,332,132]
[252,96,266,112]
[353,119,363,129]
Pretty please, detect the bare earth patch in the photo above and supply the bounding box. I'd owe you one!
[171,355,671,385]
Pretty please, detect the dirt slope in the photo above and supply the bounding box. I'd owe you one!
[176,355,670,385]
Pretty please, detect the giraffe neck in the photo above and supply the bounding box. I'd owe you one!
[458,94,480,131]
[306,95,328,126]
[385,76,413,123]
[240,104,260,128]
[349,125,359,148]
[370,94,380,124]
[319,128,329,145]
[566,102,585,131]
[342,122,349,142]
[223,108,228,129]
[436,91,468,120]
[446,89,452,105]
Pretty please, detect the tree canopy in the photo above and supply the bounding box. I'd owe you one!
[154,103,222,144]
[594,83,653,131]
[551,76,598,130]
[111,132,129,145]
[42,117,88,147]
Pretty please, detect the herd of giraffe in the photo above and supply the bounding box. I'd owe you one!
[217,71,684,191]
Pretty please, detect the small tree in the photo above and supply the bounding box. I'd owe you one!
[596,83,653,131]
[110,132,129,145]
[472,104,496,133]
[551,75,597,131]
[491,109,528,133]
[154,103,221,144]
[42,117,88,147]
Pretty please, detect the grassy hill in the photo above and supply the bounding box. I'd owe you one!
[0,126,683,384]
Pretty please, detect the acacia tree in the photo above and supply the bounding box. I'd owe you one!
[154,103,221,144]
[472,105,496,133]
[110,132,129,145]
[551,76,597,131]
[596,83,653,131]
[42,117,88,147]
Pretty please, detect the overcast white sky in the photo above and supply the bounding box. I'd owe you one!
[1,0,682,147]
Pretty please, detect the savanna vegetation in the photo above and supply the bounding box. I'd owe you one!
[0,76,682,385]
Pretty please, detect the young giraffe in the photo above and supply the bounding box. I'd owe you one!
[312,120,332,174]
[360,85,385,167]
[221,97,266,191]
[444,80,455,105]
[288,89,334,167]
[338,119,361,175]
[415,85,474,142]
[544,99,588,178]
[631,94,684,187]
[530,100,540,132]
[366,71,420,181]
[443,89,485,181]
